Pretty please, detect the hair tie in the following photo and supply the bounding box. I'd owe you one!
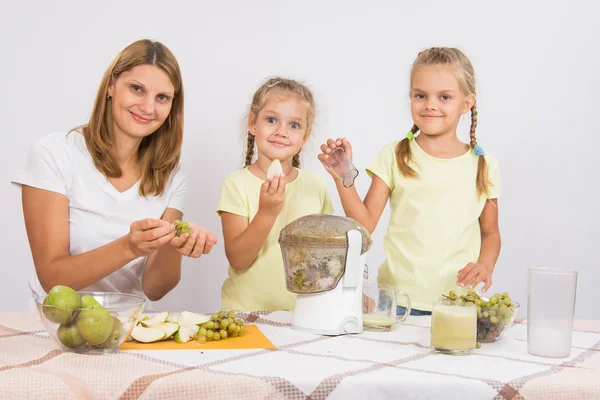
[473,144,485,156]
[268,81,281,88]
[406,131,414,142]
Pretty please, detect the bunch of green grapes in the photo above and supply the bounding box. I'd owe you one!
[195,311,246,343]
[173,220,193,237]
[443,290,516,345]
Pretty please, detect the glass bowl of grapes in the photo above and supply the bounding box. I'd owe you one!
[442,290,519,343]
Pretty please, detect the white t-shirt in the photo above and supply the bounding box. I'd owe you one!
[12,131,187,310]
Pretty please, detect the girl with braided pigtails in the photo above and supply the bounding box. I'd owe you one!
[320,47,501,315]
[217,77,333,311]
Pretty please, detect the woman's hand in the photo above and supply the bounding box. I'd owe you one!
[127,219,177,257]
[169,222,218,258]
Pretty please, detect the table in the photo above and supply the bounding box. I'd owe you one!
[1,311,598,399]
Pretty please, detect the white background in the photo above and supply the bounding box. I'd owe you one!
[1,0,598,319]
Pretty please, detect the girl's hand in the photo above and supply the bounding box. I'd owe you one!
[258,174,286,218]
[170,222,218,258]
[128,219,177,257]
[457,262,493,293]
[318,137,353,177]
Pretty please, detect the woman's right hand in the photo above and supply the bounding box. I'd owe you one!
[127,218,177,257]
[318,137,353,177]
[258,174,286,218]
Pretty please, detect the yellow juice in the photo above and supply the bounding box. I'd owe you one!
[431,304,476,351]
[363,314,395,331]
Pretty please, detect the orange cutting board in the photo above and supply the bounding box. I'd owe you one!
[119,325,275,350]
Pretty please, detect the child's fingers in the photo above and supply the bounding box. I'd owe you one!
[261,180,270,193]
[467,272,486,290]
[320,143,332,154]
[171,233,190,248]
[326,138,337,149]
[481,277,492,293]
[203,239,215,255]
[457,265,479,287]
[276,176,286,195]
[456,263,475,285]
[317,153,329,163]
[268,175,280,193]
[189,233,207,258]
[180,233,197,255]
[335,138,343,146]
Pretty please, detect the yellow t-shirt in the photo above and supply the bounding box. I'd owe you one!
[217,168,334,311]
[367,140,501,311]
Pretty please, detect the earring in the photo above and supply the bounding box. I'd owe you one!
[107,94,112,101]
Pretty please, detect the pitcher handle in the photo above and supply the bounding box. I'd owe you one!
[395,291,412,323]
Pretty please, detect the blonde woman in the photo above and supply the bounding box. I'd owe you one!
[13,39,216,308]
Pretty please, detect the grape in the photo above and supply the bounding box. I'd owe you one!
[490,296,498,305]
[213,333,221,341]
[221,319,230,329]
[197,335,206,344]
[173,220,193,237]
[218,311,225,319]
[206,321,215,330]
[220,329,228,339]
[228,311,235,319]
[198,328,207,337]
[206,330,214,338]
[210,313,218,321]
[230,332,238,338]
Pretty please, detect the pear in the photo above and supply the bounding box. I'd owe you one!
[81,295,101,308]
[174,325,195,344]
[57,321,86,349]
[75,304,113,346]
[101,316,123,348]
[153,322,179,339]
[178,316,199,334]
[42,285,82,324]
[140,311,169,328]
[180,311,210,325]
[131,325,166,343]
[266,159,283,180]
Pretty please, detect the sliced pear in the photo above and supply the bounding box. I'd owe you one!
[130,325,166,343]
[153,322,179,339]
[181,310,211,325]
[178,316,199,334]
[267,159,283,180]
[140,311,169,327]
[174,325,195,344]
[166,314,179,323]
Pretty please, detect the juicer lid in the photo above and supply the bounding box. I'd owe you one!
[278,214,372,254]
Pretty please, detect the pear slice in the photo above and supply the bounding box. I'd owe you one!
[166,314,179,323]
[178,316,200,334]
[153,322,179,339]
[140,311,169,327]
[130,325,166,343]
[267,159,283,180]
[174,325,196,344]
[180,311,210,325]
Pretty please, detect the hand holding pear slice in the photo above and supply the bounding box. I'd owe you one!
[131,325,166,343]
[267,159,283,180]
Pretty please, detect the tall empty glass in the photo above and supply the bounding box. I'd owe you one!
[527,268,578,358]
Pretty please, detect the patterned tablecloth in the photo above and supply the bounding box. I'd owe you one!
[1,311,598,399]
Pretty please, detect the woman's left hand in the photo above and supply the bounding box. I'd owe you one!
[456,262,493,293]
[169,222,218,258]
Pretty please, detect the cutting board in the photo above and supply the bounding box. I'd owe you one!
[119,325,275,350]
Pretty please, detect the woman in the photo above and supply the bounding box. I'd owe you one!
[13,39,216,309]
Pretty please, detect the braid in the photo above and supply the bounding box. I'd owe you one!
[292,149,301,168]
[244,133,255,167]
[469,103,478,149]
[395,124,420,178]
[470,104,490,198]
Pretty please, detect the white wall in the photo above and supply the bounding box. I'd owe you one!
[1,0,598,319]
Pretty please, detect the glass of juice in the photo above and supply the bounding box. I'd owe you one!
[362,283,411,331]
[431,300,477,355]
